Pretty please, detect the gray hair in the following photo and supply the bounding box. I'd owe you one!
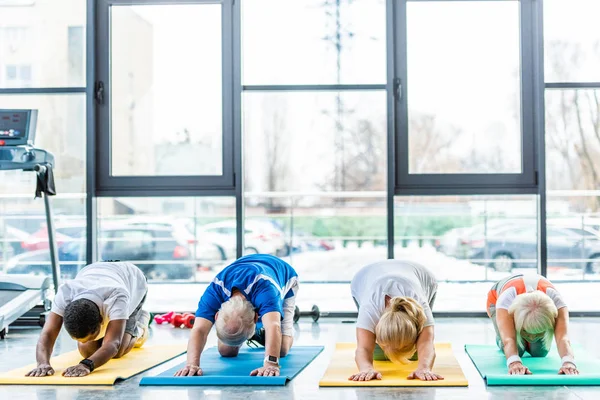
[215,296,256,347]
[509,290,558,350]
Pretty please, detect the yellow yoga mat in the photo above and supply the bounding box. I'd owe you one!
[0,345,186,385]
[319,342,468,387]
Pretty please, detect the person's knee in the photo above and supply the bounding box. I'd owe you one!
[77,341,99,359]
[528,343,550,358]
[495,337,504,351]
[114,343,128,359]
[77,345,95,359]
[114,335,134,359]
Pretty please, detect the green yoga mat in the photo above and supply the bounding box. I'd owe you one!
[465,344,600,386]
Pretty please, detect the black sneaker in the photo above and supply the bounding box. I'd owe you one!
[246,327,265,348]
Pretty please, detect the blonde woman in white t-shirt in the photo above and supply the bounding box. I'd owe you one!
[486,273,578,376]
[349,260,442,382]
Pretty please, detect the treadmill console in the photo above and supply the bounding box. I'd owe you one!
[0,109,54,171]
[0,109,37,146]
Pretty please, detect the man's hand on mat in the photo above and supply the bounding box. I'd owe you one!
[174,364,203,377]
[559,362,579,375]
[62,364,91,377]
[250,365,280,377]
[407,368,444,381]
[348,369,382,381]
[26,364,55,377]
[508,361,532,375]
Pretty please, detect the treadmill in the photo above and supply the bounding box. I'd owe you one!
[0,109,60,339]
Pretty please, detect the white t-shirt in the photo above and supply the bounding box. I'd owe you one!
[52,262,147,340]
[351,260,438,333]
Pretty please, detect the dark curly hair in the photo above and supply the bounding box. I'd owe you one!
[63,299,102,340]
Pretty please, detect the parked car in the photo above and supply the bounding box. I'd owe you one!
[194,220,288,259]
[121,217,226,263]
[290,230,335,253]
[0,223,30,259]
[5,224,195,280]
[437,219,534,259]
[20,221,85,252]
[468,224,600,273]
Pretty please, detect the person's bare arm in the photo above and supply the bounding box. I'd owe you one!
[26,312,63,377]
[349,328,382,381]
[407,325,443,381]
[174,317,213,376]
[63,319,126,377]
[251,311,282,377]
[554,307,578,375]
[497,309,531,375]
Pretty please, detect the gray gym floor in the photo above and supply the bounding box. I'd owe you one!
[1,318,599,400]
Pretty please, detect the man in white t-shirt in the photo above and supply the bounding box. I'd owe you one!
[26,262,150,378]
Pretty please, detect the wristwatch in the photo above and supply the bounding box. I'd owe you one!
[264,355,280,366]
[79,358,95,372]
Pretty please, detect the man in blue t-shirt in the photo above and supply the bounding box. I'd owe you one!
[174,254,299,378]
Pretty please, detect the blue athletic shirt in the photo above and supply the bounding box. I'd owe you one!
[195,254,298,323]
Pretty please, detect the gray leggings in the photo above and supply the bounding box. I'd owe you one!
[488,304,550,357]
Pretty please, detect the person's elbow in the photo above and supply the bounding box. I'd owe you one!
[501,337,516,349]
[557,335,571,346]
[355,347,369,359]
[105,340,122,359]
[265,320,282,335]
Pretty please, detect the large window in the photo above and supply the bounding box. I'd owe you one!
[242,0,386,85]
[110,4,223,177]
[96,197,236,282]
[406,1,521,175]
[543,1,600,312]
[395,195,538,282]
[16,0,590,316]
[544,0,600,83]
[0,0,86,88]
[0,2,86,279]
[242,0,387,290]
[395,0,537,192]
[95,0,234,195]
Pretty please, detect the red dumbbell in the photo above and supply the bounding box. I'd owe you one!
[171,313,195,329]
[154,311,175,325]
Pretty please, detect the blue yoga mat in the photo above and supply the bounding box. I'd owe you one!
[139,346,324,386]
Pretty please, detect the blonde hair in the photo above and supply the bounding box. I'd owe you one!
[375,297,427,364]
[215,296,256,347]
[509,290,558,350]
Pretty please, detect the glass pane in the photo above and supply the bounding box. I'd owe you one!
[242,0,386,85]
[110,5,222,176]
[0,0,85,88]
[545,89,600,192]
[544,0,600,82]
[407,2,521,174]
[0,94,86,193]
[545,196,600,312]
[243,91,386,192]
[0,197,86,279]
[545,88,600,311]
[394,195,538,312]
[0,94,86,279]
[244,195,387,284]
[97,197,235,283]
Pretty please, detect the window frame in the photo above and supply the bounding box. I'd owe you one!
[94,0,236,197]
[393,0,539,195]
